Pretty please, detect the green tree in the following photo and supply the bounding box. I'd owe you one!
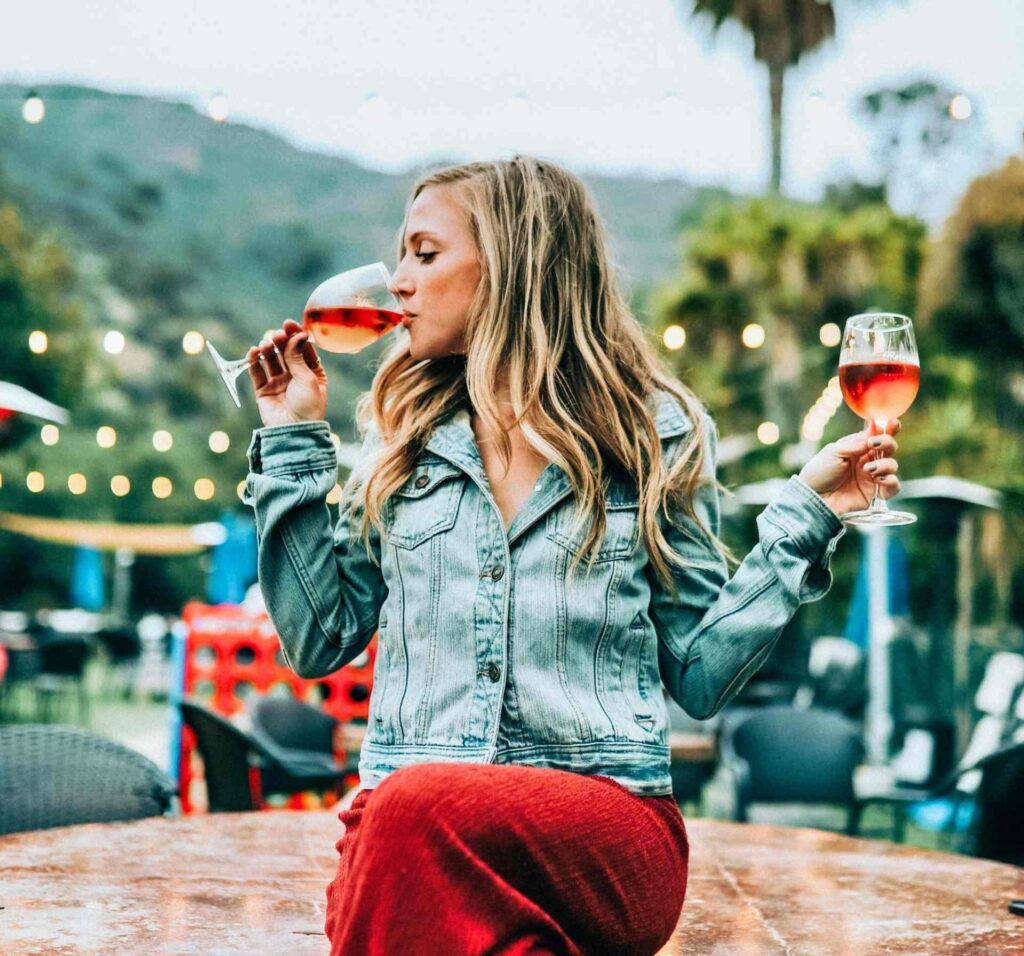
[0,204,90,443]
[918,157,1024,435]
[685,0,836,194]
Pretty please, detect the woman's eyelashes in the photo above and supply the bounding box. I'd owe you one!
[415,251,437,263]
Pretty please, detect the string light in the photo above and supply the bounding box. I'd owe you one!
[0,472,3,489]
[152,477,173,499]
[757,422,780,445]
[182,331,205,355]
[742,324,766,349]
[819,323,841,347]
[96,426,117,448]
[801,376,844,441]
[68,473,87,495]
[327,484,342,505]
[22,92,45,124]
[236,480,246,500]
[153,430,173,452]
[27,471,45,493]
[103,330,126,355]
[111,475,131,496]
[29,331,48,354]
[208,431,230,453]
[40,424,59,446]
[662,325,686,351]
[194,478,216,501]
[207,93,230,123]
[949,94,972,121]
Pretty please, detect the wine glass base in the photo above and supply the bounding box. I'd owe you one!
[841,508,917,527]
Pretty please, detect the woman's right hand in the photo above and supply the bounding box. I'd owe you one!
[248,319,329,427]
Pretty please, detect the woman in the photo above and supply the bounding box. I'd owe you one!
[244,157,901,955]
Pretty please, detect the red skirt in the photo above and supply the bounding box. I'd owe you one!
[325,762,689,955]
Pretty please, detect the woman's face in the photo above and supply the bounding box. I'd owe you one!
[390,185,482,360]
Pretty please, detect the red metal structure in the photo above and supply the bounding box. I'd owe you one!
[177,601,375,812]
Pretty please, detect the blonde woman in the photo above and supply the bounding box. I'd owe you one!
[245,157,901,955]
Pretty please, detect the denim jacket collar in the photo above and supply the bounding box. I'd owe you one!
[423,391,694,546]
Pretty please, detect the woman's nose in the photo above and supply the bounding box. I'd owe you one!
[388,264,414,299]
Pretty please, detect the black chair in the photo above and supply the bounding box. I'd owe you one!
[179,700,349,812]
[853,740,1024,865]
[721,705,864,833]
[0,725,176,835]
[250,695,339,756]
[97,626,142,698]
[34,634,91,725]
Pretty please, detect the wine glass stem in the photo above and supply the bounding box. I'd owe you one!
[868,418,889,513]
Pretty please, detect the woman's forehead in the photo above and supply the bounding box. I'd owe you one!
[405,186,469,241]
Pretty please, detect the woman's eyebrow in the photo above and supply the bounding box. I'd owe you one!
[403,230,440,249]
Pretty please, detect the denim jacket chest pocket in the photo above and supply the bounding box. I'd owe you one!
[384,458,465,550]
[546,488,641,565]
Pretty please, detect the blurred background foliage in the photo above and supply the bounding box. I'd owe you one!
[0,82,1022,627]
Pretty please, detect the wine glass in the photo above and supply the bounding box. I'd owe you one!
[206,262,403,407]
[837,312,920,526]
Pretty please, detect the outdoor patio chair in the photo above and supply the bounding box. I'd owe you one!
[96,625,142,698]
[853,650,1024,841]
[179,700,349,812]
[250,694,339,755]
[720,705,864,833]
[852,739,1024,866]
[0,724,176,835]
[34,633,91,725]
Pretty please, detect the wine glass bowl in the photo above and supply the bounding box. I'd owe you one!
[837,313,920,526]
[303,262,403,355]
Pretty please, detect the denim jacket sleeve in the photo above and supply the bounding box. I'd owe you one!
[649,414,847,720]
[244,420,386,679]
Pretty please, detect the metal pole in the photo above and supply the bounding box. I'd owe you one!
[865,527,893,764]
[112,547,135,622]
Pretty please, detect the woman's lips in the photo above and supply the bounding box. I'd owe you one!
[401,313,417,328]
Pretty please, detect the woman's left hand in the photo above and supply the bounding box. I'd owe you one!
[797,420,902,519]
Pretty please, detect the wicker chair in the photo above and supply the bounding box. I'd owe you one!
[0,724,176,835]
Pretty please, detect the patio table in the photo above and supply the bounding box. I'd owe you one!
[1,811,1021,954]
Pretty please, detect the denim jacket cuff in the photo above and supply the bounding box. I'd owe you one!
[247,421,336,477]
[763,475,847,564]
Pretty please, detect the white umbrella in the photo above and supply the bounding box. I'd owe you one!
[0,382,69,424]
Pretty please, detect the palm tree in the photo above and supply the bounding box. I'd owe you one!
[687,0,836,194]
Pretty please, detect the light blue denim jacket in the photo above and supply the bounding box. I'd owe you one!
[245,391,847,796]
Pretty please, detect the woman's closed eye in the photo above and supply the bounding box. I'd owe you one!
[416,251,437,263]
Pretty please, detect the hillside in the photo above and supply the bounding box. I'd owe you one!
[0,83,718,350]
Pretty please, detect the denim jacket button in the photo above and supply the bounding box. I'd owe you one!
[414,474,429,489]
[491,565,504,581]
[486,663,501,682]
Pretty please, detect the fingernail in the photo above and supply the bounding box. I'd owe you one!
[869,437,882,448]
[867,463,878,473]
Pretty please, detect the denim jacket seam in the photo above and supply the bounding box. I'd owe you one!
[278,522,343,649]
[789,475,845,536]
[260,454,338,479]
[708,633,779,714]
[761,511,815,564]
[695,566,777,634]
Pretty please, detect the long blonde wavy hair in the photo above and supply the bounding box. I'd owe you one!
[351,156,736,596]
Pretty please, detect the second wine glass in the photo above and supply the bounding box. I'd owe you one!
[837,312,920,526]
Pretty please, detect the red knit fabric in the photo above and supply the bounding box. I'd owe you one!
[324,763,689,955]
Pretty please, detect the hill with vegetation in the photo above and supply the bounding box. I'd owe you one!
[0,83,724,609]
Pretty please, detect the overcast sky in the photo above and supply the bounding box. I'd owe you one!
[2,0,1022,222]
